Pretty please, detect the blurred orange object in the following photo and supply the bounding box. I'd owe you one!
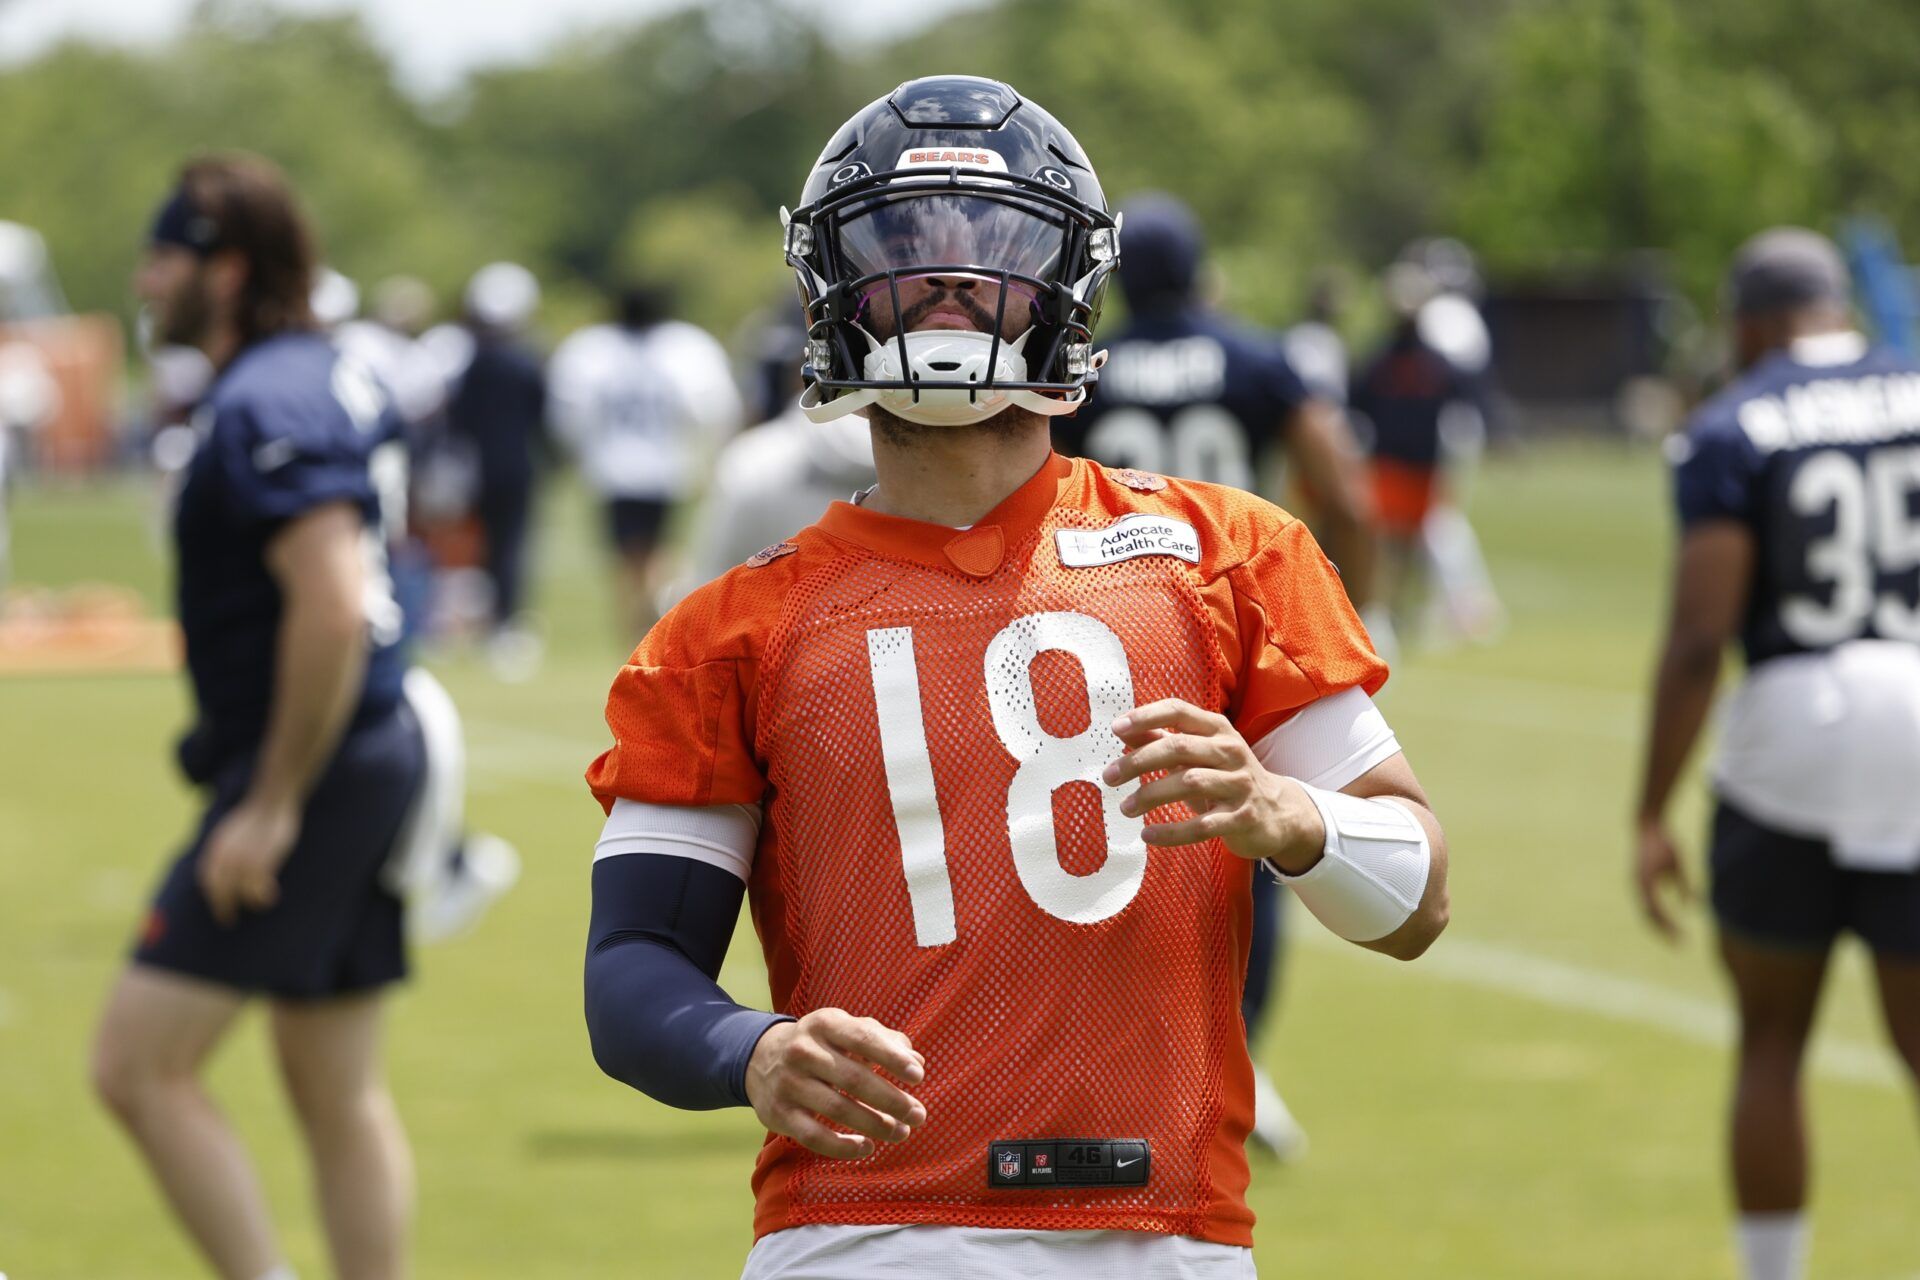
[0,585,179,675]
[0,314,125,472]
[1369,456,1441,539]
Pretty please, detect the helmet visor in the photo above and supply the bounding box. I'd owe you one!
[836,194,1068,284]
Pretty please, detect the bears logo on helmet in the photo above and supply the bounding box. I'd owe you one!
[782,75,1119,428]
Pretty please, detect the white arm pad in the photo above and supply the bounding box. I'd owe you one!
[1272,785,1431,943]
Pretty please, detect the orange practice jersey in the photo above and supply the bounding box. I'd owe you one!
[588,453,1387,1247]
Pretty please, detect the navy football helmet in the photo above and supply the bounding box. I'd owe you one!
[783,75,1118,426]
[1113,192,1205,313]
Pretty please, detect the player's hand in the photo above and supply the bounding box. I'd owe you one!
[198,795,301,927]
[1633,815,1694,942]
[1103,699,1325,873]
[745,1008,927,1160]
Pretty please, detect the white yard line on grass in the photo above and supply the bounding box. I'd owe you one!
[1301,929,1903,1090]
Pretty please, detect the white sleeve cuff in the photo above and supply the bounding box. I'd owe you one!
[1252,686,1400,790]
[593,799,763,882]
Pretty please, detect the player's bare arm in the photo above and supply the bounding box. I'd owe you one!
[1104,698,1449,960]
[745,1009,928,1161]
[1633,519,1754,940]
[1285,398,1379,608]
[199,500,370,925]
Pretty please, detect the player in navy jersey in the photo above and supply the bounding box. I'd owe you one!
[91,155,422,1280]
[1056,194,1375,605]
[1055,193,1378,1161]
[1635,228,1920,1280]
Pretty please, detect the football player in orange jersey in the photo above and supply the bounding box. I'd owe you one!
[583,76,1451,1279]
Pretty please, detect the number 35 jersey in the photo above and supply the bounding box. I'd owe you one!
[1672,334,1920,665]
[587,453,1386,1247]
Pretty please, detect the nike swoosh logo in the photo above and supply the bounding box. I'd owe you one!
[252,437,298,472]
[1116,1156,1141,1168]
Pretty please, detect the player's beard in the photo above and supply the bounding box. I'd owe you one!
[866,403,1042,449]
[155,267,220,349]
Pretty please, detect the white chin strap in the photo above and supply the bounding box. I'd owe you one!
[800,327,1089,426]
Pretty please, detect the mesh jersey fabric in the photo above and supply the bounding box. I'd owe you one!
[587,453,1386,1247]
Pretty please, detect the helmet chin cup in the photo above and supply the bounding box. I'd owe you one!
[797,327,1088,426]
[868,329,1023,425]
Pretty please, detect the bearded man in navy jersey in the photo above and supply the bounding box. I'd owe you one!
[91,154,421,1280]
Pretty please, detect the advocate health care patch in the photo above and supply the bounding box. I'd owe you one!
[1055,513,1200,568]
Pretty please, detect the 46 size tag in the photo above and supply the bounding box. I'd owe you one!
[988,1138,1150,1188]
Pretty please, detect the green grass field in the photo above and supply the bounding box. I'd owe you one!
[3,443,1917,1279]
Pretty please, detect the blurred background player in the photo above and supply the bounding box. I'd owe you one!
[549,280,741,639]
[1282,268,1351,406]
[1055,191,1380,1161]
[1634,228,1920,1280]
[666,313,874,600]
[441,262,549,678]
[1348,246,1505,648]
[305,269,524,946]
[331,275,448,436]
[326,274,450,644]
[0,335,59,595]
[92,154,424,1280]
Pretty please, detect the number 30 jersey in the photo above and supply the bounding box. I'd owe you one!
[1054,307,1310,493]
[587,453,1385,1247]
[1671,334,1920,665]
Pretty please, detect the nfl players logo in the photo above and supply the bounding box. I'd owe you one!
[1032,1151,1050,1171]
[997,1148,1022,1181]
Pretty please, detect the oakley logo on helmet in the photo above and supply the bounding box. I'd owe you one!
[788,76,1117,428]
[894,147,1009,173]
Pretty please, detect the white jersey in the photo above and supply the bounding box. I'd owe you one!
[1282,320,1348,403]
[741,1223,1254,1279]
[676,404,875,592]
[333,320,450,426]
[1716,638,1920,870]
[548,320,742,500]
[1415,293,1491,376]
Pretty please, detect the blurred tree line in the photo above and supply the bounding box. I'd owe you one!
[2,0,1917,345]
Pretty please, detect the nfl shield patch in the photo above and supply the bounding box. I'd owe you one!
[997,1148,1022,1181]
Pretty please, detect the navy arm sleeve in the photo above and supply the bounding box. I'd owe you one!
[584,853,791,1110]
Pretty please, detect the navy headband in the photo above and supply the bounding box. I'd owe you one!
[148,188,222,257]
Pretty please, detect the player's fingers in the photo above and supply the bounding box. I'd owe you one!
[199,860,237,927]
[1120,768,1239,819]
[819,1014,925,1083]
[241,870,279,912]
[777,1108,874,1161]
[1668,853,1696,903]
[1141,810,1234,848]
[1103,734,1234,786]
[1636,870,1678,940]
[815,1052,926,1127]
[788,1077,913,1145]
[1113,699,1230,740]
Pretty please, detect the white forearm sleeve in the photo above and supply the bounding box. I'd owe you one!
[1273,785,1431,942]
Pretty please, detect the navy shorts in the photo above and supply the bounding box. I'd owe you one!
[136,703,426,999]
[605,497,671,554]
[1710,798,1920,958]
